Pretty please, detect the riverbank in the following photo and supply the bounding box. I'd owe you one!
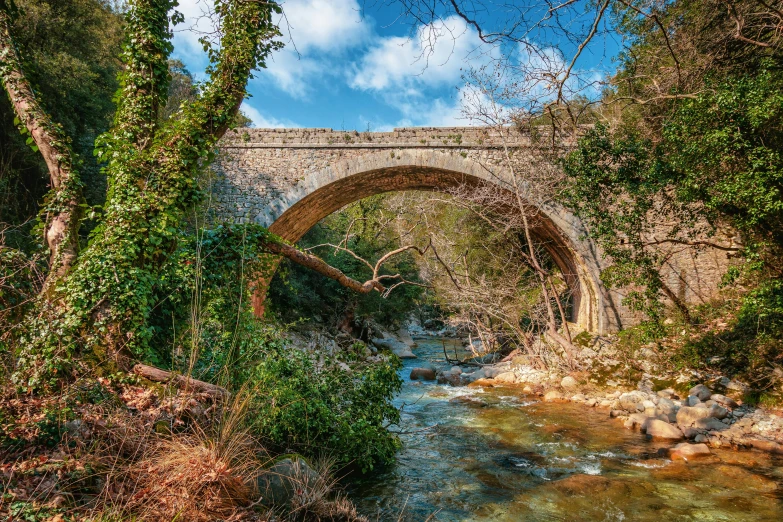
[424,345,783,459]
[350,336,783,521]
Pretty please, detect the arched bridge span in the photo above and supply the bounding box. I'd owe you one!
[212,127,731,335]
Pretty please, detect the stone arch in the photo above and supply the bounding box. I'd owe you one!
[258,149,620,334]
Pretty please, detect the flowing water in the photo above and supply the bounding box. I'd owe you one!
[347,337,783,521]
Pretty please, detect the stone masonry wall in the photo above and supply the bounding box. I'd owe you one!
[211,126,733,332]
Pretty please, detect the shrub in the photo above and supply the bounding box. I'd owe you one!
[244,338,402,473]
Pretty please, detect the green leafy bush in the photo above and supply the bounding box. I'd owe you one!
[244,337,403,473]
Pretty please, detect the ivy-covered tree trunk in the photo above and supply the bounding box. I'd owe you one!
[2,0,411,389]
[5,0,282,387]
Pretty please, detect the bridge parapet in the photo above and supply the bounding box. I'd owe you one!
[219,126,554,148]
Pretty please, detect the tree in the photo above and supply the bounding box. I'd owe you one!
[389,0,782,324]
[1,0,439,388]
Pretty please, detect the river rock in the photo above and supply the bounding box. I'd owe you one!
[709,403,729,420]
[619,391,647,412]
[561,376,578,389]
[685,395,702,407]
[544,390,564,401]
[748,439,783,454]
[694,417,728,431]
[493,371,517,384]
[256,457,319,507]
[689,384,712,401]
[371,336,416,358]
[396,326,417,348]
[655,397,679,416]
[646,419,684,440]
[439,369,462,385]
[410,368,436,381]
[657,388,677,399]
[676,406,714,427]
[710,394,739,409]
[484,367,505,379]
[624,413,650,430]
[669,443,711,460]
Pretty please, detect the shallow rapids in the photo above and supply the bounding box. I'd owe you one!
[347,337,783,521]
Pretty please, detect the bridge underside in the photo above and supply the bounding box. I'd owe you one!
[266,164,613,334]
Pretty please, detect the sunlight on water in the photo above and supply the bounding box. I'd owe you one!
[347,337,783,521]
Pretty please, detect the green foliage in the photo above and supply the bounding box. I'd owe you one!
[561,0,783,337]
[672,281,783,387]
[661,65,783,254]
[12,0,283,388]
[563,65,783,322]
[0,0,123,241]
[147,224,281,378]
[144,226,404,472]
[270,194,425,330]
[562,124,681,321]
[8,502,69,522]
[244,334,403,473]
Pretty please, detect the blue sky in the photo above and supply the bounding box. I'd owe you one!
[171,0,621,130]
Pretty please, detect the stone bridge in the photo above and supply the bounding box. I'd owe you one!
[211,126,731,334]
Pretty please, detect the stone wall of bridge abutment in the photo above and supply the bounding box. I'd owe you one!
[210,126,733,335]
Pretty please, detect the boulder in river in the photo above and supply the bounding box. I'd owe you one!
[494,371,518,384]
[646,419,684,440]
[560,376,578,389]
[669,443,711,460]
[397,326,418,348]
[708,403,729,420]
[618,391,647,412]
[689,384,712,401]
[676,405,714,427]
[709,393,739,409]
[544,390,564,401]
[371,336,416,358]
[693,417,728,431]
[410,368,436,381]
[438,368,462,385]
[624,413,648,430]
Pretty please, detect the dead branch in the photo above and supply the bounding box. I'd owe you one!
[133,364,229,399]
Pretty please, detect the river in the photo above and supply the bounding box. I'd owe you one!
[347,337,783,521]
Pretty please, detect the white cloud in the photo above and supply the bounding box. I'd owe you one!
[392,85,489,127]
[280,0,369,52]
[269,0,370,97]
[263,51,324,99]
[351,16,491,92]
[172,0,371,98]
[240,101,298,128]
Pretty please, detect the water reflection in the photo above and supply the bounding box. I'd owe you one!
[347,338,783,521]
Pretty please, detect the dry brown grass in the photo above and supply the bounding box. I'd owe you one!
[285,457,368,522]
[2,374,371,521]
[105,388,268,521]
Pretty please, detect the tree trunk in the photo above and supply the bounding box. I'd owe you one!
[0,7,82,291]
